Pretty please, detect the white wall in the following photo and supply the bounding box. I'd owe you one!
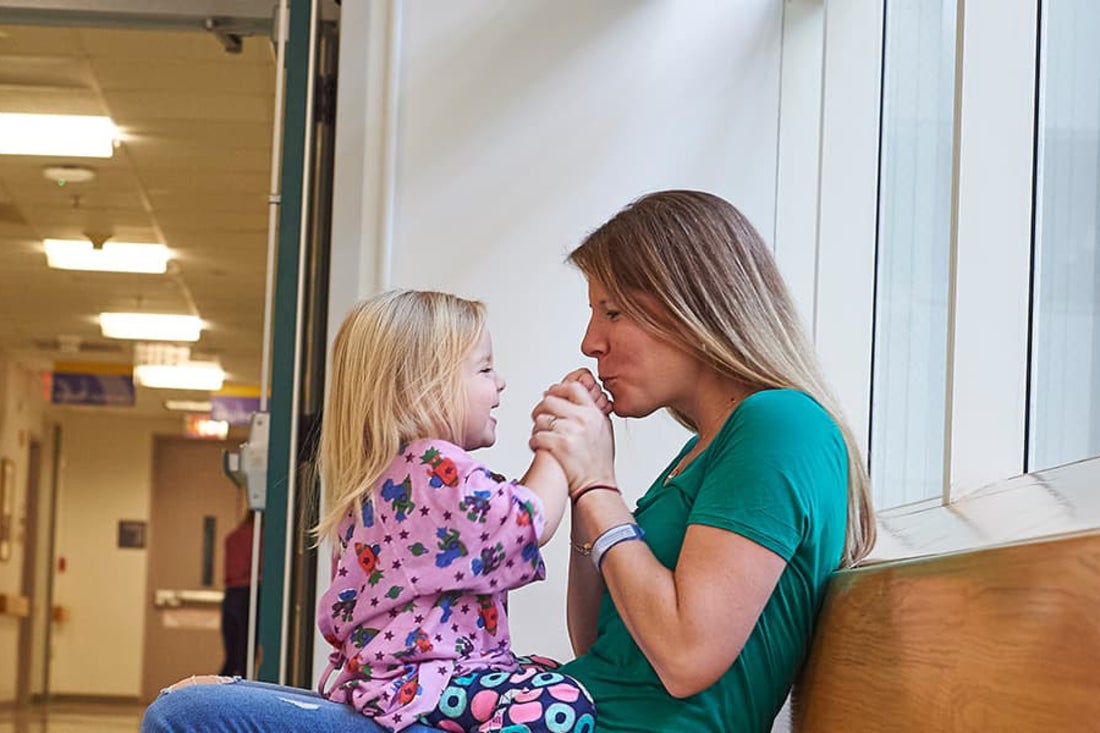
[49,411,179,697]
[328,0,783,664]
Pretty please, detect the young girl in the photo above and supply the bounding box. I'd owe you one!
[314,289,596,733]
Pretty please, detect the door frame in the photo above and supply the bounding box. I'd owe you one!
[16,438,42,704]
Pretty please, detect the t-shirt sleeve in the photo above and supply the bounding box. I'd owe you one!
[402,440,547,594]
[687,393,845,562]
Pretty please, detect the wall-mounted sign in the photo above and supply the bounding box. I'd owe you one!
[51,362,135,407]
[118,520,147,549]
[211,395,261,426]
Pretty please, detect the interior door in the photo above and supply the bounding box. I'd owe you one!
[141,436,242,701]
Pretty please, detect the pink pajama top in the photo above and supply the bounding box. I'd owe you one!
[316,438,547,731]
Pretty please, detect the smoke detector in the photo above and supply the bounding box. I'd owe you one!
[43,165,97,186]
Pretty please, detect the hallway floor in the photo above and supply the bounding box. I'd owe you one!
[1,701,143,733]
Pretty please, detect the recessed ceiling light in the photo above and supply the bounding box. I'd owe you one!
[45,239,169,274]
[100,313,203,342]
[0,113,118,158]
[43,165,97,185]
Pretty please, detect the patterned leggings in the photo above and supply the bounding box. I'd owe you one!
[418,655,596,733]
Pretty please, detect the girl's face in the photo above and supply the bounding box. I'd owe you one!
[580,278,703,419]
[460,328,506,450]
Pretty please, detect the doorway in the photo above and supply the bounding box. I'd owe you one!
[141,436,241,701]
[0,10,279,704]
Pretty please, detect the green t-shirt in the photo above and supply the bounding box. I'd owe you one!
[559,389,848,732]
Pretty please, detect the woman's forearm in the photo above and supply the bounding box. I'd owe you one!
[567,491,636,655]
[570,492,726,697]
[566,527,604,655]
[597,544,691,691]
[592,512,785,698]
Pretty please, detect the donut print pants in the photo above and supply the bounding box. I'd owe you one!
[418,655,596,733]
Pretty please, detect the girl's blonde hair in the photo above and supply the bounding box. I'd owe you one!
[314,289,486,541]
[569,190,875,567]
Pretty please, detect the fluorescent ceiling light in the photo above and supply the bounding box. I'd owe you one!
[164,400,213,412]
[45,239,169,274]
[0,113,118,158]
[100,313,202,342]
[135,362,225,391]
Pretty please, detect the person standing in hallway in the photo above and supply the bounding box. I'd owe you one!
[220,510,259,678]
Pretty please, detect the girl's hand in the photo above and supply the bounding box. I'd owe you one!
[530,380,616,494]
[562,368,613,416]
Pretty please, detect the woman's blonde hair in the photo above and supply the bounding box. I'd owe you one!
[569,190,875,567]
[314,289,486,541]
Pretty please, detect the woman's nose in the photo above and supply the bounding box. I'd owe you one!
[580,321,604,358]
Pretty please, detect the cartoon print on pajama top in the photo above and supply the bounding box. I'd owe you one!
[316,438,546,731]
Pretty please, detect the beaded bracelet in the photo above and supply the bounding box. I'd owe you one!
[570,483,621,505]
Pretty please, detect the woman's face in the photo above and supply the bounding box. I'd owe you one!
[580,278,702,419]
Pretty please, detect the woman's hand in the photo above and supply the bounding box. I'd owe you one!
[530,372,616,494]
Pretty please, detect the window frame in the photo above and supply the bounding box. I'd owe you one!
[776,0,1079,519]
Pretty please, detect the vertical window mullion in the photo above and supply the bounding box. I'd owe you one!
[774,0,826,328]
[946,0,1038,500]
[814,0,885,461]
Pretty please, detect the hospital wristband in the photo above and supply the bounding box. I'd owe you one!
[590,523,645,573]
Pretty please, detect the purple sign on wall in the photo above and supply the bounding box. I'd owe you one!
[211,395,261,425]
[52,372,135,407]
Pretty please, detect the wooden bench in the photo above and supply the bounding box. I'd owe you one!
[792,531,1100,732]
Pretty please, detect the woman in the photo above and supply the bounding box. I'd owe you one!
[529,189,875,732]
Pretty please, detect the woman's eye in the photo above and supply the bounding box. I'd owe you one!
[480,367,493,374]
[605,310,621,321]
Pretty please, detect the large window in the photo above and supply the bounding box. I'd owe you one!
[1029,0,1100,470]
[870,0,957,508]
[784,0,1098,518]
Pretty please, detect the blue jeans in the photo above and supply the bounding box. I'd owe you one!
[141,678,443,733]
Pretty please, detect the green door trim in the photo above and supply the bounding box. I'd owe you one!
[259,0,316,684]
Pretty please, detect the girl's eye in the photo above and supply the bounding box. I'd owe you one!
[605,310,621,321]
[480,367,493,374]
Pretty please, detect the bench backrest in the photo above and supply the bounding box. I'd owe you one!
[792,531,1100,732]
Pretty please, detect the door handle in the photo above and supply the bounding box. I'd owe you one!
[153,589,225,608]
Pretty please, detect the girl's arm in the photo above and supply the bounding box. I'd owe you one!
[518,450,568,546]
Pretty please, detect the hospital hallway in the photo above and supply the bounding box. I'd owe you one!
[0,701,142,733]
